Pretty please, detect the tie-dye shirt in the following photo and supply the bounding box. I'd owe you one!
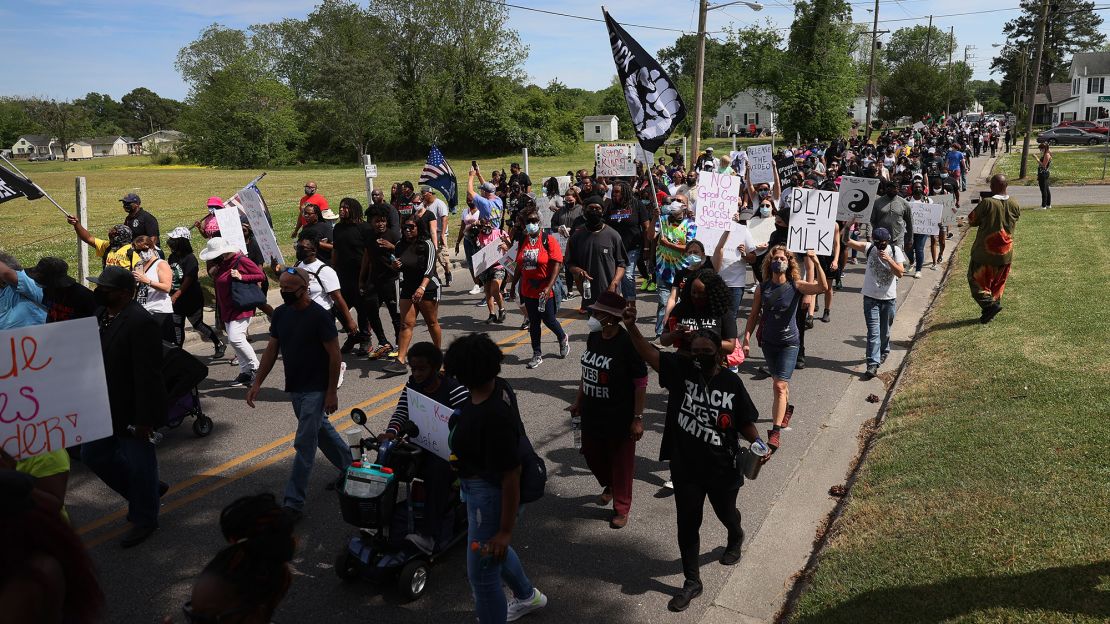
[655,217,696,286]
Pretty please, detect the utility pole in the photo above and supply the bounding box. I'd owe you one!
[864,0,880,140]
[946,26,955,118]
[923,15,933,64]
[1020,0,1050,179]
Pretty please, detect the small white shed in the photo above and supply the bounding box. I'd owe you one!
[583,115,619,141]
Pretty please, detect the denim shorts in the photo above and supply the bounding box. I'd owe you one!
[762,343,799,381]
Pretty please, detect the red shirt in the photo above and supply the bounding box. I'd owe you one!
[297,193,329,228]
[515,233,563,299]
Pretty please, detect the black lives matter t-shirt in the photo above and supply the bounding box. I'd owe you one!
[658,352,758,478]
[579,329,648,438]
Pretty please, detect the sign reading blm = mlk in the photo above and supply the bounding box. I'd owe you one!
[787,187,839,256]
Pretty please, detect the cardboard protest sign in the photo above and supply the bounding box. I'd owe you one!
[405,389,453,461]
[693,172,741,248]
[910,200,943,235]
[729,150,747,175]
[236,187,284,266]
[937,193,959,227]
[695,221,752,255]
[471,240,504,276]
[595,143,636,177]
[634,144,655,166]
[787,187,839,256]
[747,144,774,185]
[213,207,248,254]
[543,176,572,195]
[836,176,881,222]
[1,318,113,460]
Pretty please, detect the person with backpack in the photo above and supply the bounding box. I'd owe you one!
[618,305,762,613]
[444,333,548,624]
[200,237,265,388]
[291,233,358,334]
[511,207,570,369]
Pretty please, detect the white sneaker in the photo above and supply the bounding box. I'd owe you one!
[913,271,922,279]
[507,589,547,622]
[469,284,483,295]
[337,361,347,388]
[526,355,543,369]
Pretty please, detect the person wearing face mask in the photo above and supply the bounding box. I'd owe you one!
[841,227,906,378]
[565,203,627,311]
[603,181,652,301]
[292,181,328,239]
[567,291,648,530]
[871,179,914,252]
[742,247,828,451]
[906,179,934,278]
[379,342,470,553]
[511,207,570,369]
[382,216,442,375]
[130,235,176,343]
[84,265,168,548]
[653,198,697,339]
[359,204,402,360]
[166,228,224,355]
[200,237,264,388]
[663,267,736,356]
[467,164,505,228]
[662,239,708,325]
[246,267,346,523]
[620,309,762,613]
[118,193,160,249]
[68,216,138,270]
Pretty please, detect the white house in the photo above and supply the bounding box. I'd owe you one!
[66,142,94,160]
[848,85,882,125]
[1053,52,1110,123]
[9,134,59,158]
[714,89,775,136]
[140,130,185,154]
[87,135,135,157]
[583,115,619,141]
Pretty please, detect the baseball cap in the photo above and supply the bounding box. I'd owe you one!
[169,226,191,240]
[26,257,75,289]
[872,227,892,241]
[206,196,224,208]
[120,192,141,204]
[480,182,496,193]
[87,265,136,290]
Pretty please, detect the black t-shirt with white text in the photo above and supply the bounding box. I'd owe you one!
[448,378,522,479]
[579,329,648,438]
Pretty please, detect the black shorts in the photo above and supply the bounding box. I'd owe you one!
[400,279,440,302]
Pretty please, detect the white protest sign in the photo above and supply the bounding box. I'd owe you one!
[405,388,453,461]
[787,187,839,256]
[696,222,752,256]
[471,240,504,276]
[747,144,774,186]
[213,206,248,254]
[595,143,636,177]
[498,242,519,268]
[1,318,113,460]
[910,200,943,236]
[634,144,655,167]
[937,193,959,227]
[693,172,742,248]
[238,187,284,266]
[543,176,572,195]
[836,176,881,223]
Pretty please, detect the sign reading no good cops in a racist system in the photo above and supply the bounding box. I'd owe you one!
[1,318,113,460]
[694,171,741,249]
[787,187,839,256]
[594,143,636,177]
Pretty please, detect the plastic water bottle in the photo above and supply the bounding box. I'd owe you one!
[571,415,582,449]
[582,279,592,301]
[128,425,163,445]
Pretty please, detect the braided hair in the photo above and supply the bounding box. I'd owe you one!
[684,267,731,319]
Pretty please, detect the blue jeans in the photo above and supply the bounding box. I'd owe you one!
[911,234,929,272]
[863,296,896,367]
[621,248,640,300]
[283,390,351,511]
[461,478,534,624]
[81,433,160,527]
[761,343,799,381]
[727,286,744,322]
[654,282,672,337]
[522,295,566,356]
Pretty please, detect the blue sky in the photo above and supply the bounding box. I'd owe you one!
[1,0,1102,102]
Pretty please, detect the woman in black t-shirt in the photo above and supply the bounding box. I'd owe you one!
[568,291,648,530]
[167,229,223,355]
[383,215,441,375]
[662,268,736,356]
[619,307,764,614]
[444,334,547,623]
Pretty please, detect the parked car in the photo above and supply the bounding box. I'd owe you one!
[1056,119,1109,134]
[1037,127,1106,145]
[28,154,57,162]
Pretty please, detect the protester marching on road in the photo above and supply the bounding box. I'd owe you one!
[119,193,160,248]
[565,202,627,312]
[360,203,402,359]
[511,207,570,369]
[200,237,264,387]
[332,198,374,356]
[842,227,906,379]
[26,256,97,323]
[383,215,443,375]
[166,228,223,354]
[130,235,176,344]
[68,217,138,271]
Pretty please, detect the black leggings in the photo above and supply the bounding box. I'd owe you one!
[339,274,371,336]
[365,279,401,345]
[172,309,220,348]
[673,476,743,584]
[1038,170,1051,208]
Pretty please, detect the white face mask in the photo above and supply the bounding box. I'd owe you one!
[140,249,156,262]
[586,316,604,333]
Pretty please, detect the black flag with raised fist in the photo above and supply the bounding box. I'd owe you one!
[603,10,687,154]
[0,161,45,204]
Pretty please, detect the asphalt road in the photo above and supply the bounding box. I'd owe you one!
[71,208,963,624]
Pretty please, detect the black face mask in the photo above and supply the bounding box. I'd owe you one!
[692,353,717,376]
[280,289,301,305]
[295,248,310,262]
[122,203,134,214]
[584,211,603,229]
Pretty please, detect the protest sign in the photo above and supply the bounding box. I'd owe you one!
[544,175,572,195]
[405,389,453,461]
[910,200,942,235]
[729,150,747,175]
[213,207,248,254]
[693,172,741,248]
[595,143,636,177]
[634,144,655,167]
[787,187,839,256]
[471,240,504,276]
[937,193,959,227]
[912,121,926,131]
[236,187,284,265]
[777,160,798,182]
[836,176,881,222]
[747,144,774,185]
[695,221,752,255]
[1,318,113,460]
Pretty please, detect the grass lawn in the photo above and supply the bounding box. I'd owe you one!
[791,205,1110,623]
[3,137,776,273]
[995,145,1110,186]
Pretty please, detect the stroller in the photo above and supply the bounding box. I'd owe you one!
[333,409,468,601]
[161,344,214,437]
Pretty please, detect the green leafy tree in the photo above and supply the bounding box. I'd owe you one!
[879,62,952,120]
[779,0,859,140]
[73,93,125,135]
[883,25,954,69]
[120,88,183,137]
[23,99,92,161]
[0,98,39,148]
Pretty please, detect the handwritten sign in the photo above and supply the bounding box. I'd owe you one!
[471,240,504,277]
[595,143,636,178]
[406,388,453,461]
[836,176,881,222]
[910,200,942,235]
[747,144,774,186]
[634,144,655,167]
[213,206,248,255]
[693,172,741,248]
[937,193,959,227]
[696,221,751,255]
[1,318,112,460]
[913,121,926,131]
[787,187,839,256]
[237,187,284,266]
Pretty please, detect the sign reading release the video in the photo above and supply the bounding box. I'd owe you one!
[1,317,113,460]
[594,143,636,177]
[747,144,774,186]
[787,187,838,256]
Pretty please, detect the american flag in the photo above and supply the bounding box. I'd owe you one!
[419,145,458,208]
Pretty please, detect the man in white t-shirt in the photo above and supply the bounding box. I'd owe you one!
[711,225,758,320]
[419,188,453,287]
[843,226,905,379]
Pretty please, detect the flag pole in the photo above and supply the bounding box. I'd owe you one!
[0,153,71,218]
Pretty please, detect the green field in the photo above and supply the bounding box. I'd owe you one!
[994,145,1110,186]
[790,205,1110,623]
[2,137,774,273]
